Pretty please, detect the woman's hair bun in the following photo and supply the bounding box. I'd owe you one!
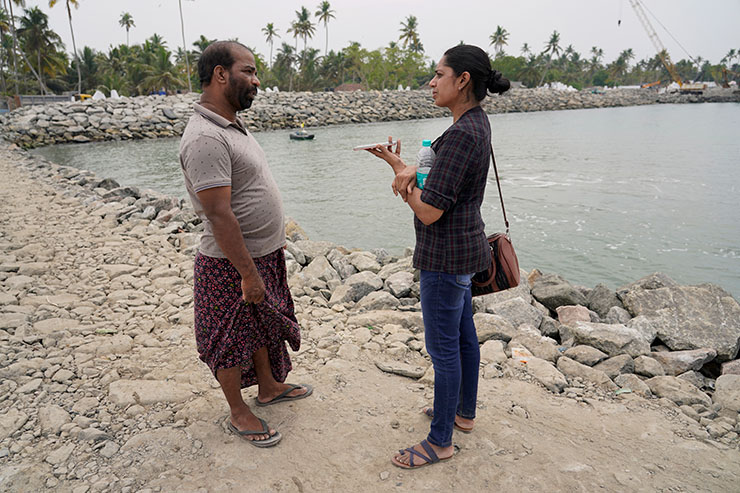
[487,70,511,95]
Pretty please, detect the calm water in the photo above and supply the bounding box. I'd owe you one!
[33,103,740,298]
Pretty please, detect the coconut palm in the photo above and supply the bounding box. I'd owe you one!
[489,25,509,56]
[398,15,419,50]
[0,6,10,94]
[538,30,561,86]
[139,45,185,94]
[4,0,25,96]
[261,23,279,68]
[520,42,531,57]
[48,0,82,95]
[177,0,192,92]
[314,1,334,57]
[191,34,214,66]
[293,6,315,53]
[118,12,134,46]
[18,5,62,93]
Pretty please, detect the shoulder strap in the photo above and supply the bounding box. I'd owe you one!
[490,144,510,235]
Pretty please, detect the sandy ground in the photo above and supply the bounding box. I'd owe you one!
[1,146,740,493]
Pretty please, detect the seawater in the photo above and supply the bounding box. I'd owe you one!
[33,103,740,298]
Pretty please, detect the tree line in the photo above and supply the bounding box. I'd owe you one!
[1,1,738,99]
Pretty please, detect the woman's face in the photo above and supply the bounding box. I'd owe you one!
[430,57,462,108]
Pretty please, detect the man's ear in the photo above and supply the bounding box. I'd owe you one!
[213,65,227,84]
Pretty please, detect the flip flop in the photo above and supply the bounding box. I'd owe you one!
[391,439,454,469]
[255,383,313,407]
[422,407,474,433]
[227,418,282,448]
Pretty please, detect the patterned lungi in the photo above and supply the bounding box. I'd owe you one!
[193,248,301,388]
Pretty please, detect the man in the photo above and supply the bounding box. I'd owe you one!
[180,41,312,447]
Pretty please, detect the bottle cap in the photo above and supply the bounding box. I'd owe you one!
[422,139,432,147]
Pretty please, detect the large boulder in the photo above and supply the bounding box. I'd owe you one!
[473,270,532,313]
[509,332,561,363]
[587,283,623,318]
[563,345,608,366]
[490,297,543,329]
[301,255,340,282]
[385,272,414,298]
[713,375,740,412]
[473,313,516,343]
[644,376,711,407]
[593,354,634,380]
[329,271,383,305]
[512,356,568,393]
[531,274,587,311]
[556,356,618,391]
[619,274,740,361]
[648,349,717,376]
[569,321,650,357]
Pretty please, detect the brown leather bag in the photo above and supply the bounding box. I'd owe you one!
[471,145,520,297]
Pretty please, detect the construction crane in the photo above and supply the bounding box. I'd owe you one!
[627,0,705,93]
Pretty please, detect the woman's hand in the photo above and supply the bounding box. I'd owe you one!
[366,136,404,174]
[393,165,417,202]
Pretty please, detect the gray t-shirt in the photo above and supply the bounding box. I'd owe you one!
[179,103,285,259]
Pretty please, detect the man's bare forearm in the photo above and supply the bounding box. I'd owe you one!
[208,209,259,280]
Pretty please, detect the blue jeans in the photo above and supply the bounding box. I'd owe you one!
[420,270,480,448]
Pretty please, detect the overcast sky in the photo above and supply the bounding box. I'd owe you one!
[21,0,740,66]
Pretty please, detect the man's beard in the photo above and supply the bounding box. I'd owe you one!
[229,79,256,111]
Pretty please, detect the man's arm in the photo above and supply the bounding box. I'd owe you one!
[196,186,265,303]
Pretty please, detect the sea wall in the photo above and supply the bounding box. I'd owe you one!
[2,87,738,149]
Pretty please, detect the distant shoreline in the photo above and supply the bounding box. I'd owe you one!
[1,87,738,149]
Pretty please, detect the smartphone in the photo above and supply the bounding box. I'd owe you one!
[352,141,397,151]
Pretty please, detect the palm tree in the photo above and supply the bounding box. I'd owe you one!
[521,42,531,57]
[191,34,214,65]
[48,0,82,95]
[139,45,185,94]
[538,30,561,86]
[261,23,279,68]
[314,1,335,57]
[177,0,192,92]
[18,5,62,94]
[489,25,509,56]
[294,6,315,53]
[118,12,134,46]
[4,0,25,96]
[0,6,10,94]
[398,15,419,50]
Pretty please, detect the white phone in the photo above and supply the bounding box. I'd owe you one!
[352,141,397,151]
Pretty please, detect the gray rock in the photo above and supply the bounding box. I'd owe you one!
[108,380,195,407]
[374,360,427,379]
[556,356,618,391]
[605,306,632,325]
[473,271,532,312]
[326,249,356,279]
[721,360,740,376]
[77,428,111,442]
[593,354,634,380]
[479,340,507,364]
[0,409,29,440]
[713,375,740,412]
[51,369,75,383]
[0,292,17,305]
[348,252,381,273]
[98,441,120,458]
[625,315,658,344]
[634,355,665,377]
[329,271,383,305]
[614,374,652,397]
[473,313,516,343]
[509,332,560,363]
[620,277,740,361]
[302,255,340,282]
[45,443,76,466]
[39,405,72,435]
[377,257,413,281]
[555,305,591,327]
[538,316,562,339]
[4,275,34,290]
[514,356,568,393]
[285,241,307,265]
[677,371,709,390]
[346,310,424,332]
[531,273,587,311]
[645,376,711,407]
[648,349,717,376]
[385,271,414,298]
[33,317,80,334]
[569,321,650,357]
[587,283,623,318]
[356,291,400,311]
[563,345,608,366]
[294,240,336,263]
[490,297,543,329]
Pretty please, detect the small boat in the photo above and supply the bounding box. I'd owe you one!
[289,130,314,141]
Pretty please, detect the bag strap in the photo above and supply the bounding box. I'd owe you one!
[490,144,510,235]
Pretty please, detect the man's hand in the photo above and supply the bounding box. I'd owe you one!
[241,271,265,304]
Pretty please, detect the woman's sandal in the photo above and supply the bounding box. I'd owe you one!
[391,439,453,469]
[422,407,474,433]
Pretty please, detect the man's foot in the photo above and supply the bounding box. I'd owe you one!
[391,439,455,469]
[422,407,475,433]
[229,408,277,443]
[256,383,313,406]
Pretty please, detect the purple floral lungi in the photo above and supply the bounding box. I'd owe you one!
[193,248,301,389]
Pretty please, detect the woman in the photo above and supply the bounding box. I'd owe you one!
[368,44,510,469]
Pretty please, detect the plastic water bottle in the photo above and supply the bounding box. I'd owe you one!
[416,140,435,190]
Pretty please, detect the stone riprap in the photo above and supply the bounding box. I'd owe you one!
[2,87,739,149]
[2,141,740,490]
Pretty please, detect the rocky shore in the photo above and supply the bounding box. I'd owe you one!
[2,141,740,491]
[2,87,739,149]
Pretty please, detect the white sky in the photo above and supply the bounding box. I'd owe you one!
[20,0,740,66]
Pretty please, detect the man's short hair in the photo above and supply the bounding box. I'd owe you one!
[198,40,250,86]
